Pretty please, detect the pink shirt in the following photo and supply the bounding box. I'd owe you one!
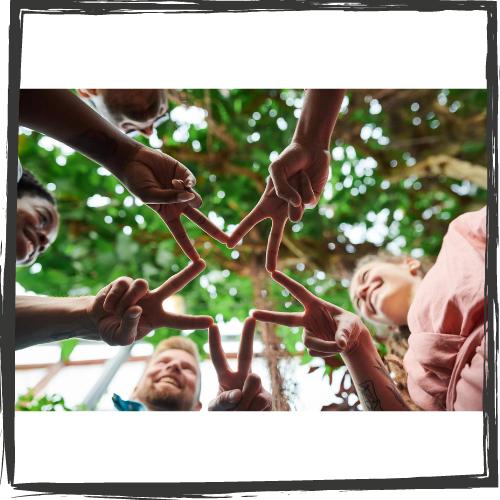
[404,207,487,411]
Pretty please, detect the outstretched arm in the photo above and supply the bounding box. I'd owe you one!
[252,271,410,411]
[16,260,213,350]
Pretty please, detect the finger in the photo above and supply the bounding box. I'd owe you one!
[271,271,316,306]
[266,217,287,272]
[307,349,339,358]
[237,317,256,375]
[165,217,200,261]
[186,187,203,209]
[207,390,242,411]
[153,259,206,299]
[334,317,357,350]
[103,277,134,312]
[164,312,214,330]
[233,373,262,411]
[183,206,229,244]
[269,162,301,207]
[299,170,316,207]
[302,330,340,354]
[114,279,149,318]
[252,310,304,327]
[209,324,232,375]
[140,188,195,204]
[288,174,305,223]
[182,172,196,188]
[226,209,265,248]
[115,305,142,346]
[247,392,273,411]
[288,202,305,224]
[92,282,113,310]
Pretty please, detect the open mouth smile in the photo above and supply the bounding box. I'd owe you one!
[157,376,180,388]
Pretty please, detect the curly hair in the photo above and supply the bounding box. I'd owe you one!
[17,168,56,206]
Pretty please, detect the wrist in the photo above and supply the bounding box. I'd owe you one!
[343,324,372,358]
[104,136,142,177]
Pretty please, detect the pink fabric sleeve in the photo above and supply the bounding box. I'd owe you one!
[453,334,488,411]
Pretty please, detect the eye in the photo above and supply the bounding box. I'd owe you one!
[362,270,368,283]
[183,364,196,374]
[37,211,47,229]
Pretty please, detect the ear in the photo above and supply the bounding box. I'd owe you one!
[194,400,202,412]
[405,258,421,276]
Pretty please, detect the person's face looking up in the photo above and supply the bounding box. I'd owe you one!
[77,89,168,138]
[349,258,423,327]
[132,348,202,411]
[16,195,59,267]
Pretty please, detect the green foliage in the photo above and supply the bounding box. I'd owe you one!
[16,390,87,411]
[17,89,487,392]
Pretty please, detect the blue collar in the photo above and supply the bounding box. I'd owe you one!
[112,393,148,411]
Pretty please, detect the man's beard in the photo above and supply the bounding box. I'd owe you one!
[140,385,186,411]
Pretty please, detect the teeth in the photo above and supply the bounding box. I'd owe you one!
[158,377,179,388]
[26,238,34,257]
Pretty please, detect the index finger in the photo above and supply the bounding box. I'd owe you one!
[266,217,287,272]
[271,271,316,306]
[269,162,301,207]
[183,206,229,244]
[226,207,265,249]
[153,259,206,299]
[165,217,200,261]
[209,324,232,376]
[237,317,256,375]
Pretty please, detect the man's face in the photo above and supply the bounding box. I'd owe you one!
[16,195,59,267]
[77,89,168,138]
[133,349,201,411]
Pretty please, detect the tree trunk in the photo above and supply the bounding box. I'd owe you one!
[249,253,291,411]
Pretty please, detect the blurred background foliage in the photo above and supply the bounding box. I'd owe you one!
[17,89,487,409]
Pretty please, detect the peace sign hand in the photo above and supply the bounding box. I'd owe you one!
[87,259,213,346]
[227,170,315,273]
[208,317,272,411]
[149,182,229,262]
[252,271,369,358]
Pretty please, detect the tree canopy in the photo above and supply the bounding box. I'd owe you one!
[17,89,487,410]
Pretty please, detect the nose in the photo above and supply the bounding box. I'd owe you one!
[38,233,49,253]
[358,282,370,301]
[166,359,182,372]
[139,124,155,138]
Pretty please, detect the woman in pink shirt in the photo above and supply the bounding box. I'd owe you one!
[252,207,487,411]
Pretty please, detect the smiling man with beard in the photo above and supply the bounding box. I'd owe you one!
[113,319,272,412]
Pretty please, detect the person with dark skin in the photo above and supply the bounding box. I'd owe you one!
[18,89,228,261]
[16,259,213,350]
[16,169,59,267]
[227,89,346,272]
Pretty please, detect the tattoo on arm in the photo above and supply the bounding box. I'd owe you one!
[375,358,411,411]
[51,332,77,341]
[356,380,383,411]
[69,130,118,163]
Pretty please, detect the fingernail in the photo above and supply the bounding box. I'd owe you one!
[128,312,141,319]
[292,197,301,207]
[178,192,195,202]
[229,390,238,402]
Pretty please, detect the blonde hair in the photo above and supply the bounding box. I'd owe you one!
[152,336,200,364]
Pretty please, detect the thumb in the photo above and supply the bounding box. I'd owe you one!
[208,390,242,411]
[334,317,354,350]
[117,306,142,345]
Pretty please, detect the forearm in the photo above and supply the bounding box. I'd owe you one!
[15,295,99,350]
[293,89,346,149]
[342,330,410,411]
[18,89,140,174]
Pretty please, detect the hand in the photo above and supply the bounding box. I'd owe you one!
[227,170,316,272]
[149,197,229,262]
[116,145,201,206]
[268,141,331,210]
[252,271,369,358]
[207,317,272,411]
[86,259,214,346]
